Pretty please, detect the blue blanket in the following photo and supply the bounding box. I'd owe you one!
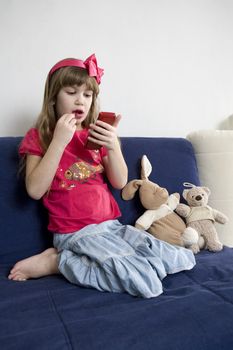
[1,247,233,349]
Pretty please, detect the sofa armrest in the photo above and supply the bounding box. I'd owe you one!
[187,130,233,247]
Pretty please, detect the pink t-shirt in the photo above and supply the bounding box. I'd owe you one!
[19,128,121,233]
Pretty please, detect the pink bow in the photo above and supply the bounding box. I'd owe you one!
[49,53,104,84]
[84,54,104,84]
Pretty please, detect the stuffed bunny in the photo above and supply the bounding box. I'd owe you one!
[122,155,198,250]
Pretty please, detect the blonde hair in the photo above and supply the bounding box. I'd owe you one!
[35,65,100,152]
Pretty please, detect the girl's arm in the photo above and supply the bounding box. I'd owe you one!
[25,114,77,199]
[88,115,128,189]
[103,141,128,189]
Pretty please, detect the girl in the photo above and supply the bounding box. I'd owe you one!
[8,54,195,298]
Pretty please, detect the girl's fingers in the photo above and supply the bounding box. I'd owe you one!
[58,113,76,124]
[89,129,108,142]
[113,114,122,127]
[90,122,113,135]
[94,121,112,132]
[64,114,76,123]
[94,114,122,130]
[57,114,77,132]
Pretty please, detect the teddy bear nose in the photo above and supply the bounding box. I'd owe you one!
[195,195,202,201]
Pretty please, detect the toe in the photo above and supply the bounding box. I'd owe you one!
[9,272,27,281]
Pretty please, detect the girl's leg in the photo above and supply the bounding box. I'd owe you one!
[58,249,115,293]
[8,248,59,281]
[57,226,163,298]
[59,248,163,298]
[117,225,196,277]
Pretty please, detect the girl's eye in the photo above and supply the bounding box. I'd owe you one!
[84,91,93,97]
[67,90,76,95]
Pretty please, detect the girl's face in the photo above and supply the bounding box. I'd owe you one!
[55,84,93,130]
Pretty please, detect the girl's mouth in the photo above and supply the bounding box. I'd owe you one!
[73,110,84,119]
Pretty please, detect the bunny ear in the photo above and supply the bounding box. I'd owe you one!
[122,180,143,200]
[141,155,152,180]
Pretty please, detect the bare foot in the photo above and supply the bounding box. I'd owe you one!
[8,248,60,281]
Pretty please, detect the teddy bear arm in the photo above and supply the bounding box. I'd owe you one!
[167,193,180,210]
[212,209,229,224]
[175,203,191,218]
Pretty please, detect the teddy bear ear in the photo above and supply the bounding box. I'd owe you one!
[202,186,211,195]
[122,180,143,200]
[141,155,152,180]
[182,189,189,200]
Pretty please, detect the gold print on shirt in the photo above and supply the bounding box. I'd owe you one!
[64,160,104,183]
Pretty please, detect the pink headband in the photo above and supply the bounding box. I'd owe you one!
[48,53,104,84]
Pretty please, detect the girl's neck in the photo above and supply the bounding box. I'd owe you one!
[76,125,84,131]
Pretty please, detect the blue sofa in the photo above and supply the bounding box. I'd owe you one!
[1,136,233,350]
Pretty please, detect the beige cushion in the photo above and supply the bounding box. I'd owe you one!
[220,114,233,130]
[187,130,233,246]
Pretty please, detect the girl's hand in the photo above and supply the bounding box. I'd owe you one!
[88,114,122,150]
[53,114,77,147]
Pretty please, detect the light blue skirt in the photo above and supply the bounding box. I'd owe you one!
[53,220,195,298]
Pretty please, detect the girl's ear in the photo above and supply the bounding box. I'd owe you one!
[122,180,143,200]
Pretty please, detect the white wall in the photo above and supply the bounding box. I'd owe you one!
[1,0,233,137]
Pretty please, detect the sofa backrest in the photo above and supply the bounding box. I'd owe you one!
[0,136,200,263]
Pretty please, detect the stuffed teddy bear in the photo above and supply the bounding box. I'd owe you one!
[175,183,228,253]
[122,155,198,250]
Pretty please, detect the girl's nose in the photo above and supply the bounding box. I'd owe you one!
[75,94,84,104]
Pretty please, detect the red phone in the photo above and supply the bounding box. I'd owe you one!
[85,112,116,150]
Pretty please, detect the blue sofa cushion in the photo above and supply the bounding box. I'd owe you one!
[113,136,200,225]
[5,136,233,350]
[0,136,199,264]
